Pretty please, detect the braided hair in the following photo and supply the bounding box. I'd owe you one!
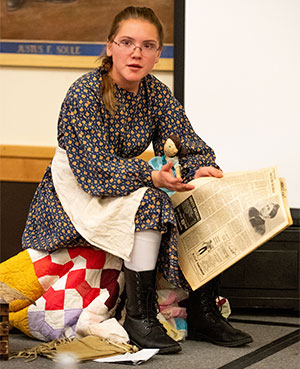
[100,6,164,115]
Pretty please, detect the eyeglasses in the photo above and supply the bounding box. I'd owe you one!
[112,39,160,56]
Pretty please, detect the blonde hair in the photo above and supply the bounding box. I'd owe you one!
[101,6,164,115]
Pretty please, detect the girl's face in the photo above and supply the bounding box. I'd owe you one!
[106,19,161,94]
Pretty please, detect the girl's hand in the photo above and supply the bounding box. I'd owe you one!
[151,161,195,192]
[194,166,223,179]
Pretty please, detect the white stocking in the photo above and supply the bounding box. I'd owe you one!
[124,230,162,272]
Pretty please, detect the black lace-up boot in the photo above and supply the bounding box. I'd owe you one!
[187,278,253,347]
[123,267,181,354]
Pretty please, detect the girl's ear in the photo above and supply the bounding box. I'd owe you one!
[154,48,162,64]
[106,39,112,57]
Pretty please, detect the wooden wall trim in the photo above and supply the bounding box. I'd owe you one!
[0,145,154,183]
[0,145,55,159]
[0,145,55,183]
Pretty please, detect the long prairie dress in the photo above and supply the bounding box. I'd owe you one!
[22,66,219,290]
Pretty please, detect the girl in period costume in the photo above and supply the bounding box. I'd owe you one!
[13,6,253,353]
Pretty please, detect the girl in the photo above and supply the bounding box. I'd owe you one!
[20,6,252,353]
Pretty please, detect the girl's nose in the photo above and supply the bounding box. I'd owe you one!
[131,46,143,56]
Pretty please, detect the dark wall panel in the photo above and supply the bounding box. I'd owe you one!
[0,181,37,262]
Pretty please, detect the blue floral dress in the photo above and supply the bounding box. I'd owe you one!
[22,67,218,290]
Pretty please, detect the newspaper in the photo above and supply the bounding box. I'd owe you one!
[171,166,293,290]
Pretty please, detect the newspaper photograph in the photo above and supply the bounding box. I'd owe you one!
[171,166,293,290]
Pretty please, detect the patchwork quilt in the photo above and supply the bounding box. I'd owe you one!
[1,247,230,343]
[0,247,124,341]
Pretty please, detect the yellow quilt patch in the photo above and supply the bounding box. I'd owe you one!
[0,250,44,312]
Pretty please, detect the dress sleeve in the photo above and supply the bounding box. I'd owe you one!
[57,89,154,197]
[151,82,220,182]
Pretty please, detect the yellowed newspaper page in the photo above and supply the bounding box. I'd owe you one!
[280,178,293,225]
[171,166,292,290]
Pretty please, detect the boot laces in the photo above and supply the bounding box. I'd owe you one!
[142,287,162,327]
[212,279,229,321]
[199,281,226,323]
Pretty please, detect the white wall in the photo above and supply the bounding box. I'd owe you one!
[185,0,300,208]
[0,67,173,147]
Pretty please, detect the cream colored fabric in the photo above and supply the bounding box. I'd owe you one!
[51,147,148,260]
[76,287,129,344]
[77,317,130,344]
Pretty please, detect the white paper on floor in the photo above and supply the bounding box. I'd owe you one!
[94,348,159,365]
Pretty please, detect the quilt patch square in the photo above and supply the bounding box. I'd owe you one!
[44,287,65,310]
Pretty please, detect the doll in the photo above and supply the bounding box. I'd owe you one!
[163,135,183,178]
[149,135,187,196]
